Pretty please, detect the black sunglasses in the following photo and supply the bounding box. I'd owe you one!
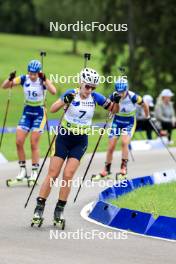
[85,84,96,90]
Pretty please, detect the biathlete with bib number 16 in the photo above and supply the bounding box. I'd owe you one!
[2,60,56,186]
[31,67,120,228]
[92,78,149,181]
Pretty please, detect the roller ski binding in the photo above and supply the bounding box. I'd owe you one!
[53,205,65,230]
[31,198,45,227]
[116,159,128,181]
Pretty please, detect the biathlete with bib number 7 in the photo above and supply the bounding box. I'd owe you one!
[92,78,149,181]
[2,60,56,186]
[31,67,120,228]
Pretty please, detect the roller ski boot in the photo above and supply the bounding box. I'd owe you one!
[91,162,113,181]
[6,161,29,187]
[53,204,66,230]
[31,198,45,227]
[116,159,128,181]
[28,164,39,187]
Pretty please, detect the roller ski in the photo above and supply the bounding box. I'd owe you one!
[116,159,128,181]
[6,177,29,187]
[31,198,45,227]
[6,163,29,187]
[91,162,113,181]
[53,204,66,230]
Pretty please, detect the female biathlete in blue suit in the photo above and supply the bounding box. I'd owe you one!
[92,79,149,181]
[2,60,56,183]
[31,67,120,228]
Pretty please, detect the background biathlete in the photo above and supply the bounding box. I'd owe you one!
[2,60,56,183]
[92,78,149,181]
[31,67,119,228]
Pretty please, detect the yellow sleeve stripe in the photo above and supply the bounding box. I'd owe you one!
[13,76,21,85]
[137,96,143,105]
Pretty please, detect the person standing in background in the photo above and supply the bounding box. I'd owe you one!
[155,89,175,144]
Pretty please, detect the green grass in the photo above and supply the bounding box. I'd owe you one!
[109,181,176,218]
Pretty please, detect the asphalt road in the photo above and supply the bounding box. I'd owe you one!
[0,148,176,264]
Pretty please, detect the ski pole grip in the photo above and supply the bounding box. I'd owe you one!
[40,51,46,57]
[84,53,91,60]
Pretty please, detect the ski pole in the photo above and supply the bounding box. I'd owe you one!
[149,118,176,163]
[84,53,91,68]
[0,85,12,150]
[40,51,46,68]
[40,51,51,149]
[73,106,115,203]
[128,143,135,162]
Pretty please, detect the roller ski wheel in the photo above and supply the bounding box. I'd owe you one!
[115,173,128,181]
[6,179,12,187]
[53,218,66,230]
[91,172,113,181]
[27,179,36,188]
[31,202,45,227]
[31,217,44,227]
[54,205,65,230]
[6,177,28,187]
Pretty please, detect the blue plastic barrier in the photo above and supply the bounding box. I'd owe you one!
[113,180,133,197]
[99,187,116,201]
[110,208,155,234]
[145,216,176,240]
[131,176,154,189]
[89,201,120,225]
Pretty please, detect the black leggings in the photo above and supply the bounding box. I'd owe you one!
[161,121,173,141]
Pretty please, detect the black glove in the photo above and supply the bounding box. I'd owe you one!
[8,71,16,81]
[38,72,46,82]
[112,92,121,103]
[64,93,75,104]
